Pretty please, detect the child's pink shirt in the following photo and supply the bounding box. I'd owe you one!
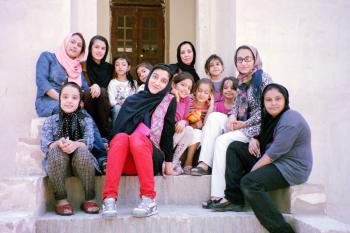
[175,96,191,123]
[214,101,231,115]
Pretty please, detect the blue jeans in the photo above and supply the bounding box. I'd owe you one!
[225,141,294,233]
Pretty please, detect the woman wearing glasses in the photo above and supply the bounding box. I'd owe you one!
[190,45,272,208]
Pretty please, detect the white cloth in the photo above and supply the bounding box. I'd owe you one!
[198,112,228,167]
[173,126,194,163]
[211,130,249,197]
[191,128,202,145]
[107,79,137,106]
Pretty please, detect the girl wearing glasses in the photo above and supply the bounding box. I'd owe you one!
[190,45,272,209]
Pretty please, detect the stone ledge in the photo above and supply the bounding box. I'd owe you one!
[0,177,46,216]
[0,212,35,233]
[36,205,350,233]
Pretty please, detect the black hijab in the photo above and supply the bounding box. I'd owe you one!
[256,83,290,154]
[172,41,200,82]
[111,64,173,136]
[86,35,113,88]
[57,82,88,141]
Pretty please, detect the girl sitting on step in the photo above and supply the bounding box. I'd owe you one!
[41,82,100,216]
[102,64,177,218]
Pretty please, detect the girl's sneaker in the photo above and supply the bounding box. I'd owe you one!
[132,196,158,218]
[173,161,184,175]
[183,165,193,175]
[102,197,117,218]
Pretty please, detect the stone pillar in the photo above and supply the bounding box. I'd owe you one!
[195,0,236,78]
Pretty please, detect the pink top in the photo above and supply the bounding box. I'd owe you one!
[175,96,191,123]
[214,101,231,115]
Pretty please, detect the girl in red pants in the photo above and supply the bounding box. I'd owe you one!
[102,64,177,218]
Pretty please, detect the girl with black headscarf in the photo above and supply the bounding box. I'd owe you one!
[41,82,100,216]
[170,41,200,82]
[102,64,178,218]
[82,35,114,138]
[215,83,313,233]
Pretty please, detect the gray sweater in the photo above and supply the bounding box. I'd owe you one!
[265,110,313,185]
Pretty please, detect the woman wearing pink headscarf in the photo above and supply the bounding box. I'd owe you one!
[35,33,88,117]
[190,45,273,208]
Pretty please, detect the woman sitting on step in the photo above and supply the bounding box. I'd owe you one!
[213,84,313,233]
[102,64,177,218]
[35,33,108,173]
[41,82,100,216]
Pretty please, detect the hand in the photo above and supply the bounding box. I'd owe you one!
[171,88,180,102]
[175,120,186,133]
[248,138,261,157]
[226,115,236,131]
[90,84,101,98]
[59,139,80,154]
[192,119,203,129]
[209,93,215,108]
[232,121,247,130]
[164,162,178,176]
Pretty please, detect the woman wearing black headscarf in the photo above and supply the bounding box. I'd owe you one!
[170,41,200,82]
[214,84,313,233]
[101,64,178,218]
[82,35,114,138]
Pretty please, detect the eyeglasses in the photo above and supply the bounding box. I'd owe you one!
[236,56,254,63]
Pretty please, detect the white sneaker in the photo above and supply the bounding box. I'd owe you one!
[132,196,158,218]
[102,197,117,218]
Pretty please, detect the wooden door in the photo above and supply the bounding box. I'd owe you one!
[110,6,164,66]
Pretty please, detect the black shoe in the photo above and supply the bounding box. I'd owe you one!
[212,200,244,212]
[202,198,222,209]
[190,166,211,176]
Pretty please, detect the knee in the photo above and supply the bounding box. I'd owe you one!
[74,147,91,160]
[47,145,64,160]
[240,175,259,197]
[110,133,128,146]
[130,132,150,148]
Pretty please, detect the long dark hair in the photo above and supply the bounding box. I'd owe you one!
[113,55,136,90]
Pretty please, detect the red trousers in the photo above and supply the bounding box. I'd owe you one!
[102,132,156,200]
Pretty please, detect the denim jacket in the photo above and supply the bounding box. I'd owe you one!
[40,113,100,173]
[35,52,88,117]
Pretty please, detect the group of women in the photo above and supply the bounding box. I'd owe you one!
[36,32,312,233]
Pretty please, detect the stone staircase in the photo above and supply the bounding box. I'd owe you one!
[0,118,349,233]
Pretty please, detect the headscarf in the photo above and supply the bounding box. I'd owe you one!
[234,45,264,120]
[55,33,85,86]
[57,82,88,141]
[256,83,290,154]
[86,35,113,88]
[174,41,200,82]
[111,64,173,136]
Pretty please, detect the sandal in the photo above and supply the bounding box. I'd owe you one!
[183,165,193,175]
[55,203,74,216]
[190,166,210,176]
[81,200,100,214]
[202,198,222,209]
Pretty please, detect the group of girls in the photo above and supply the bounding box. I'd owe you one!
[36,32,312,233]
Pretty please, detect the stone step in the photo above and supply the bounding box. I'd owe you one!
[44,175,326,215]
[36,205,350,233]
[0,212,35,233]
[30,118,46,139]
[0,176,45,215]
[15,138,45,176]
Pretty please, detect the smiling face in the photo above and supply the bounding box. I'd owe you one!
[114,58,130,78]
[264,88,286,118]
[235,48,255,75]
[91,39,106,63]
[222,80,236,100]
[147,68,170,94]
[137,66,151,83]
[195,83,211,104]
[173,78,193,99]
[60,85,81,113]
[180,43,194,65]
[208,59,224,78]
[66,35,83,59]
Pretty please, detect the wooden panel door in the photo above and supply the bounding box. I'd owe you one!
[110,6,164,66]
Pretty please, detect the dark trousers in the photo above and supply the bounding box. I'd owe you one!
[83,87,111,138]
[225,141,295,233]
